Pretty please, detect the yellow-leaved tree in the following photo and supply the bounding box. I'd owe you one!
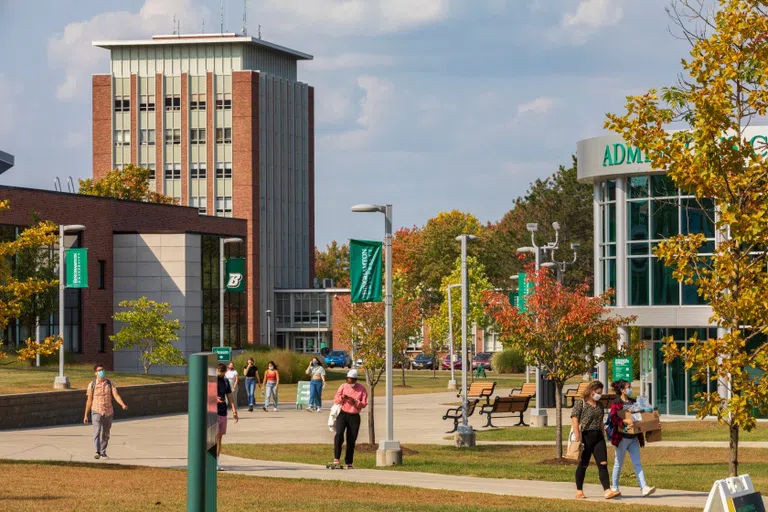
[79,164,177,204]
[606,0,768,476]
[0,201,62,361]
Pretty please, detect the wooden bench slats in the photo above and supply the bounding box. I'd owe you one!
[510,383,537,397]
[457,381,496,405]
[479,395,531,428]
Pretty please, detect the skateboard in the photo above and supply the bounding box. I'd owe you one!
[326,463,344,469]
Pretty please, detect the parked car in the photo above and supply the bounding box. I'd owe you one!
[472,352,492,370]
[411,353,435,370]
[441,355,462,370]
[324,350,352,368]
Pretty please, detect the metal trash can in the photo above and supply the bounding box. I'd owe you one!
[539,373,557,408]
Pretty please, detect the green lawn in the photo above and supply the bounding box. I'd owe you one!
[223,443,768,493]
[0,364,186,394]
[473,422,768,442]
[0,459,697,512]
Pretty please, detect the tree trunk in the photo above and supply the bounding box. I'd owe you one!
[555,383,564,459]
[729,423,739,477]
[368,387,376,445]
[401,361,406,387]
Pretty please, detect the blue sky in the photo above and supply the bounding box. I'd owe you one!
[0,0,690,247]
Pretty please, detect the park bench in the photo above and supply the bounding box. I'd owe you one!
[457,382,496,405]
[564,382,590,407]
[442,399,479,433]
[598,393,617,409]
[480,395,531,428]
[510,382,537,398]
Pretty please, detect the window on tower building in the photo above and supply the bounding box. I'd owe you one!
[114,98,130,112]
[165,96,181,111]
[114,130,130,146]
[215,128,232,144]
[140,129,155,145]
[190,128,206,144]
[215,98,232,110]
[190,99,206,110]
[165,129,181,145]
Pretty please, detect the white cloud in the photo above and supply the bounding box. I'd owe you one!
[261,0,450,36]
[308,53,396,72]
[560,0,624,44]
[0,74,14,136]
[48,0,209,101]
[517,96,557,115]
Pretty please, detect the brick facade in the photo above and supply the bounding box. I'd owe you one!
[232,71,260,345]
[92,75,112,179]
[0,186,246,369]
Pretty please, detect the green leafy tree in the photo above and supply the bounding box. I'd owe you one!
[605,0,768,476]
[111,297,184,374]
[315,241,350,287]
[427,256,494,354]
[79,164,176,204]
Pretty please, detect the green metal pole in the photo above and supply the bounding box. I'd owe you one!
[205,446,217,511]
[188,354,207,512]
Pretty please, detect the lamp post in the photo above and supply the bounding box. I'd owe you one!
[315,309,322,354]
[54,224,85,390]
[219,237,243,348]
[446,283,461,390]
[455,234,477,447]
[515,222,560,427]
[509,274,529,384]
[265,310,272,347]
[351,203,401,466]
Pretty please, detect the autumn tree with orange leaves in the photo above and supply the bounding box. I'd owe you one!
[485,268,634,459]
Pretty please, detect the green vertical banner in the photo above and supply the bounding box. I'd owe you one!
[225,258,245,292]
[65,248,88,288]
[517,272,532,312]
[350,239,383,303]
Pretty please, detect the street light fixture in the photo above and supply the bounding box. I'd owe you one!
[351,203,401,466]
[54,224,85,389]
[220,237,243,348]
[455,234,477,446]
[446,283,461,390]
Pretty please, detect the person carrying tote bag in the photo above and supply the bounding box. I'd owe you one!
[566,427,583,460]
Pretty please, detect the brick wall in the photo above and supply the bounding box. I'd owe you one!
[92,74,112,179]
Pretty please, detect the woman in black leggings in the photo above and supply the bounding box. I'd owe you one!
[570,380,620,500]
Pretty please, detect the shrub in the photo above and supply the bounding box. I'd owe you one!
[491,350,525,374]
[233,349,316,384]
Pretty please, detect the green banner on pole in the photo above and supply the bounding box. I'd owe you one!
[225,258,245,292]
[350,239,382,303]
[517,272,533,312]
[65,248,88,288]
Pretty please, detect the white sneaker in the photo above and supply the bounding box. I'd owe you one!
[217,465,223,472]
[272,407,278,412]
[642,486,656,497]
[316,407,322,413]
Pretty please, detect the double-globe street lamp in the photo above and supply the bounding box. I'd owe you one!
[446,283,461,390]
[54,224,86,389]
[455,234,477,446]
[351,203,401,466]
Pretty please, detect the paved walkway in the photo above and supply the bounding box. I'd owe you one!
[0,391,763,509]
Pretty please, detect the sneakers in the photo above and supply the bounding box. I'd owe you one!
[306,407,315,412]
[248,406,254,412]
[642,486,656,497]
[272,407,278,412]
[100,453,109,460]
[94,453,100,460]
[346,464,354,469]
[316,407,322,413]
[262,406,267,412]
[217,465,223,472]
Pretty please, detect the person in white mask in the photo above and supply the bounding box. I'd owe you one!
[570,380,619,500]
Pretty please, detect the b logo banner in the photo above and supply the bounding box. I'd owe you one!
[225,258,245,292]
[349,239,382,303]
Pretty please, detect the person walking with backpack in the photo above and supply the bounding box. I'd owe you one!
[329,369,368,469]
[570,380,619,500]
[83,364,128,460]
[608,379,656,497]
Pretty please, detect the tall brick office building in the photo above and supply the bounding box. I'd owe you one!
[92,33,316,347]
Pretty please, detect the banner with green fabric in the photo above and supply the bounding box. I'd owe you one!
[225,258,245,292]
[65,248,88,288]
[350,239,382,303]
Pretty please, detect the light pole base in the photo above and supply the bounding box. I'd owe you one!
[53,376,70,390]
[454,425,476,448]
[376,440,402,466]
[447,379,457,390]
[529,409,548,428]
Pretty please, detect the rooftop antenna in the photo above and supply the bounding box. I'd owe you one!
[177,19,181,36]
[53,177,61,192]
[242,0,247,36]
[258,24,261,39]
[202,18,204,33]
[172,13,177,35]
[67,176,75,193]
[220,0,224,33]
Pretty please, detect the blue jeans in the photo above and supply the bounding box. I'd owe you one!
[612,436,647,491]
[309,379,323,409]
[265,381,278,408]
[245,377,256,407]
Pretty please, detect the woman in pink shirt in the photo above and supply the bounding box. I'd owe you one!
[332,369,369,468]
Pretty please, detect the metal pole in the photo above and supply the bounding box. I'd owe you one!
[317,311,321,353]
[266,311,271,347]
[534,246,542,417]
[219,238,225,348]
[460,236,469,427]
[58,225,65,378]
[384,204,394,444]
[447,284,458,389]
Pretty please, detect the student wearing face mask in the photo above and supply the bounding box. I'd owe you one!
[263,361,280,412]
[330,369,368,469]
[83,364,128,460]
[609,379,656,497]
[305,357,327,412]
[570,380,619,500]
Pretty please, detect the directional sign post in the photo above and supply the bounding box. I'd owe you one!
[212,347,231,362]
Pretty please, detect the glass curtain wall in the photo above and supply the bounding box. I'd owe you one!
[598,179,617,304]
[201,235,247,351]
